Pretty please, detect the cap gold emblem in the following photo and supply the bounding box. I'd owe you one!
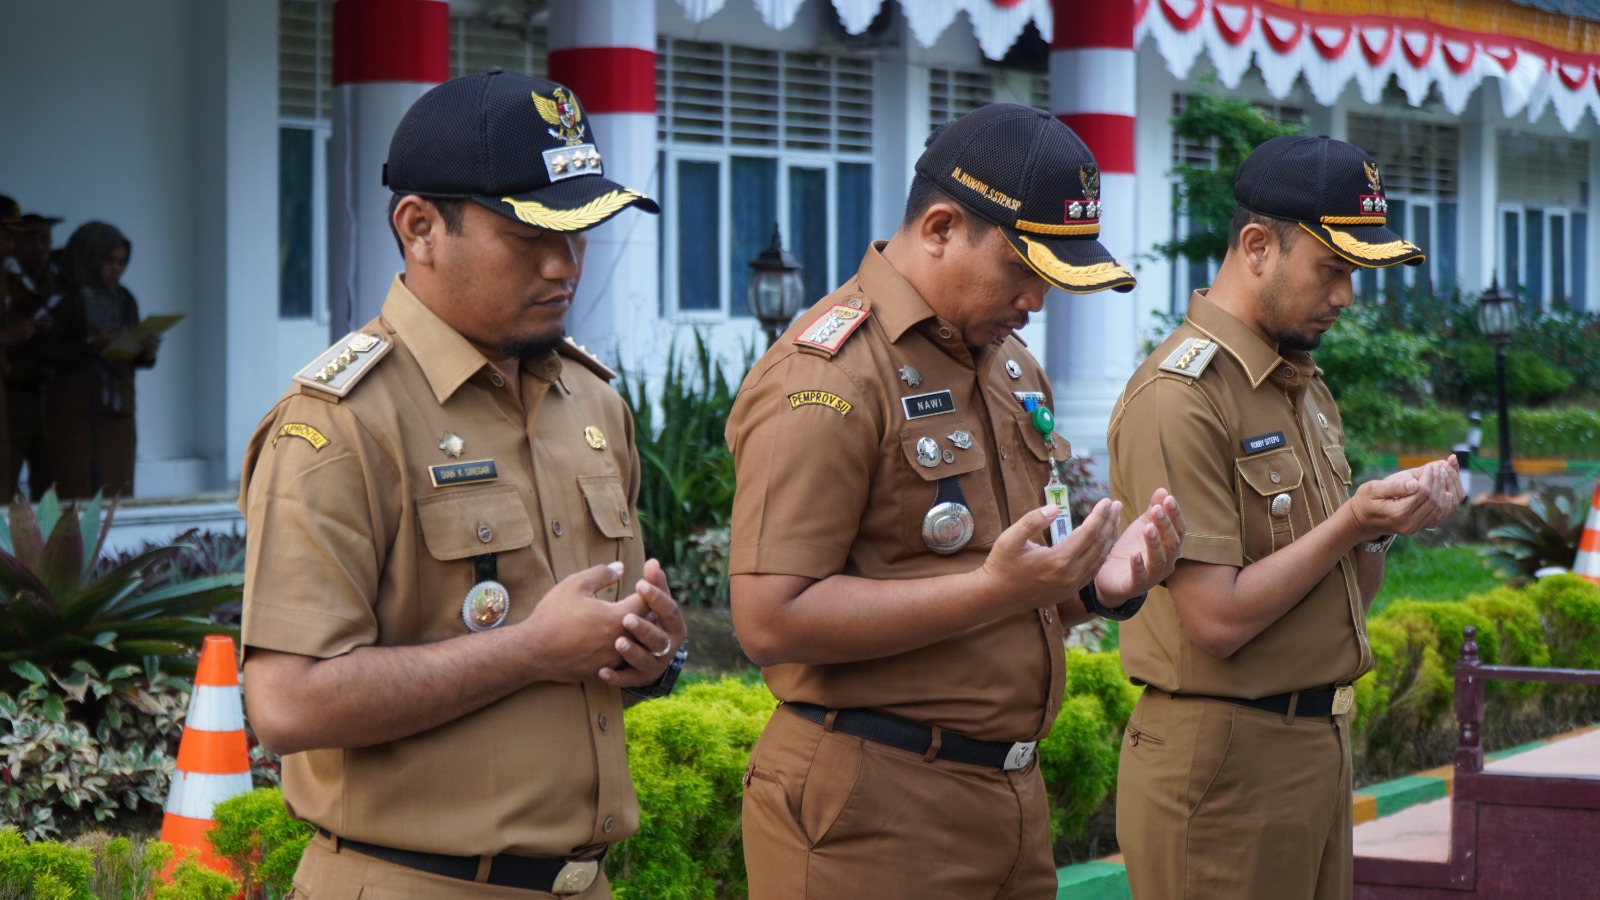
[438,433,465,458]
[533,87,586,146]
[584,426,607,450]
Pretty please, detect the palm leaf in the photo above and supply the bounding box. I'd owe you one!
[34,490,62,545]
[0,545,53,603]
[8,495,44,569]
[76,494,107,574]
[36,505,85,599]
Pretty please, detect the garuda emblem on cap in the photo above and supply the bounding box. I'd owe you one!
[1068,165,1102,221]
[534,87,586,146]
[1360,160,1389,214]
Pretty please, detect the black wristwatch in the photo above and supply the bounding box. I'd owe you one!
[1080,580,1146,622]
[625,641,688,701]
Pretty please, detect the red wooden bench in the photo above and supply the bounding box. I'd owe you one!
[1354,626,1600,899]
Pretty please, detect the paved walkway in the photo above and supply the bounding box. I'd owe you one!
[1351,728,1600,862]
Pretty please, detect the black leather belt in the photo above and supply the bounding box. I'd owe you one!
[1175,689,1340,717]
[317,828,603,892]
[783,701,1037,771]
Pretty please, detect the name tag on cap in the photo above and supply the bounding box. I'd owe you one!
[430,459,499,488]
[902,390,955,420]
[1241,432,1286,455]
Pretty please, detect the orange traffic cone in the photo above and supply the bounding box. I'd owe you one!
[1575,483,1600,584]
[159,634,253,877]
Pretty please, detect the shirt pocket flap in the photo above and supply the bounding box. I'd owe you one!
[578,474,635,539]
[1235,448,1305,496]
[1014,413,1069,462]
[898,421,987,481]
[1322,444,1353,485]
[416,484,535,560]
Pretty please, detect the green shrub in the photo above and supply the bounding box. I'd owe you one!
[1522,573,1600,671]
[0,491,242,692]
[150,853,239,900]
[208,788,313,899]
[1038,650,1139,856]
[608,678,775,900]
[1453,344,1574,405]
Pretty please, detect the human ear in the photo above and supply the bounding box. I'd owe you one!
[1239,223,1272,276]
[918,202,959,259]
[393,195,438,265]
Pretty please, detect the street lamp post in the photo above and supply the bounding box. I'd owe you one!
[1475,278,1521,498]
[747,225,806,348]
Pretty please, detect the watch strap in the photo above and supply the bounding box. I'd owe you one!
[1079,580,1145,622]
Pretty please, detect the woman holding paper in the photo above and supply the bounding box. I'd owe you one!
[45,221,160,499]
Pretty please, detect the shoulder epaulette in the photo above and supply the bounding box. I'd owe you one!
[293,330,392,399]
[557,337,617,382]
[1157,337,1219,379]
[793,303,870,357]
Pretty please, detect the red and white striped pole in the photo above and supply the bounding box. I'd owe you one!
[547,0,661,373]
[1047,0,1139,457]
[329,0,449,338]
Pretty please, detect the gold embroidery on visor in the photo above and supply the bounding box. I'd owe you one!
[501,189,647,231]
[1325,229,1419,260]
[1015,219,1101,236]
[1321,215,1386,226]
[1018,236,1134,289]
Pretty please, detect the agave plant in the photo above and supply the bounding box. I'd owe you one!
[0,490,242,692]
[1480,483,1590,584]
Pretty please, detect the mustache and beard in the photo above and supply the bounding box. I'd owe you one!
[501,334,566,362]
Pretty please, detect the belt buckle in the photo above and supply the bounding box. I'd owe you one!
[552,859,599,895]
[1003,741,1038,771]
[1331,685,1355,716]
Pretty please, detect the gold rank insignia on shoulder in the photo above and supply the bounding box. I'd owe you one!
[794,305,871,357]
[272,422,329,451]
[1158,337,1219,379]
[555,337,617,382]
[294,331,392,398]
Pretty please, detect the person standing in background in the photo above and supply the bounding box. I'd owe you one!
[3,207,61,499]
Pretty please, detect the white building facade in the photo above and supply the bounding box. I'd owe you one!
[3,0,1597,498]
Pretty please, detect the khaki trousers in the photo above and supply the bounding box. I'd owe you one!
[1116,689,1353,900]
[288,832,611,900]
[742,704,1058,900]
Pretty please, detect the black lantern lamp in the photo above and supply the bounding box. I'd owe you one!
[747,225,806,347]
[1475,278,1522,499]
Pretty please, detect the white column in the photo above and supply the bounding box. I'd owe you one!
[328,0,448,339]
[1048,0,1139,461]
[548,0,661,375]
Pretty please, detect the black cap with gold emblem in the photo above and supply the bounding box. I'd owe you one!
[1234,134,1424,269]
[915,103,1135,294]
[384,69,659,232]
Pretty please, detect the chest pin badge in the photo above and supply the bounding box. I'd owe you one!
[438,433,465,458]
[462,580,510,632]
[899,364,922,388]
[1005,359,1023,380]
[1317,413,1330,430]
[948,430,973,450]
[584,426,607,450]
[916,436,941,468]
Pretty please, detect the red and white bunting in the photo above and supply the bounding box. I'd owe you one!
[673,0,1056,60]
[1137,0,1599,132]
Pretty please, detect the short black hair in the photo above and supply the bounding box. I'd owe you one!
[901,172,996,244]
[388,194,468,257]
[1228,206,1300,252]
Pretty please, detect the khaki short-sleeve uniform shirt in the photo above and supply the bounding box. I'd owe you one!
[240,276,645,859]
[1107,291,1372,697]
[726,244,1067,743]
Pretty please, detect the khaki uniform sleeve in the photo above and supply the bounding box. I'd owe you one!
[727,352,879,579]
[240,394,402,659]
[1109,375,1242,567]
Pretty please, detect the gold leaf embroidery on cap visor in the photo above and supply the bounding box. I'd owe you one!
[1017,236,1134,290]
[1324,228,1420,260]
[501,189,648,231]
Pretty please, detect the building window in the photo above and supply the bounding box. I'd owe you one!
[657,39,874,317]
[1496,132,1589,311]
[1347,115,1459,300]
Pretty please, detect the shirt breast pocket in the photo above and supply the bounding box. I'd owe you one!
[415,484,536,633]
[1234,448,1305,560]
[895,420,999,553]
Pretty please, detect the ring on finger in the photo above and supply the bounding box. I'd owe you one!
[651,642,673,659]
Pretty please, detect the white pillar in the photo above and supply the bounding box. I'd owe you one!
[548,0,661,375]
[328,0,448,339]
[1048,0,1139,460]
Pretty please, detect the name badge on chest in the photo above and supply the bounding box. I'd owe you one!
[902,390,955,420]
[1241,432,1286,455]
[430,459,499,488]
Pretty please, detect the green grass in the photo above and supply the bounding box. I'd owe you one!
[1371,541,1501,615]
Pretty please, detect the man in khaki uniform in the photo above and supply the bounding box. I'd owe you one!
[1109,135,1462,899]
[727,104,1185,899]
[241,71,686,899]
